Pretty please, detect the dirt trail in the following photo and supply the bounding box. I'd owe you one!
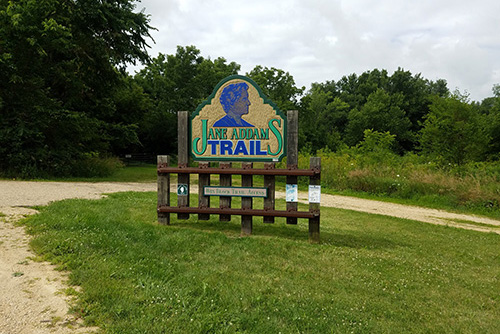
[0,180,499,333]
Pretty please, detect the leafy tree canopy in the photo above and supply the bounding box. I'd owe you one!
[419,93,489,165]
[0,0,153,177]
[246,65,305,111]
[299,68,450,153]
[134,46,240,155]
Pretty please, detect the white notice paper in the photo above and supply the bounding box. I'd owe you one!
[286,184,298,202]
[309,185,321,203]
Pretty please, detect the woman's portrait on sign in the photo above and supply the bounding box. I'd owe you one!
[213,82,254,127]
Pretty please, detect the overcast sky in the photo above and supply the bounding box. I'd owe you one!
[131,0,500,102]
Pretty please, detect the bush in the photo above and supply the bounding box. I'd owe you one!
[0,153,124,179]
[300,146,500,215]
[71,155,124,178]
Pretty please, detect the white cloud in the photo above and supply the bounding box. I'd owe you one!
[132,0,500,101]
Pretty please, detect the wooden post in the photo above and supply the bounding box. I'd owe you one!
[219,162,232,221]
[241,162,253,235]
[263,162,275,224]
[177,111,190,220]
[287,110,298,224]
[157,155,170,225]
[198,162,210,220]
[309,157,321,243]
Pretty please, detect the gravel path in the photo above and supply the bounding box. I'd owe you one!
[1,180,499,333]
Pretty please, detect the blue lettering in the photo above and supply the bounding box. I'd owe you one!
[208,140,219,154]
[233,140,249,155]
[256,140,267,155]
[220,140,233,155]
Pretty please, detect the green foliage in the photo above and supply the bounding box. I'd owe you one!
[357,129,396,154]
[419,93,489,165]
[345,89,413,151]
[247,65,305,111]
[299,148,500,217]
[481,86,500,158]
[24,193,500,333]
[71,155,125,178]
[298,68,449,153]
[1,1,497,179]
[134,46,240,155]
[299,85,349,153]
[0,0,153,177]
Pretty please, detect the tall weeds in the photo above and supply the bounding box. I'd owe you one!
[297,148,500,215]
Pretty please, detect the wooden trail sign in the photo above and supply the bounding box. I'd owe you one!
[158,75,321,242]
[190,75,287,162]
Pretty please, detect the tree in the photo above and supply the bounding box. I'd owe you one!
[0,0,153,177]
[482,84,500,157]
[299,84,349,153]
[246,66,304,111]
[300,69,449,153]
[345,88,413,152]
[134,46,240,155]
[419,93,489,165]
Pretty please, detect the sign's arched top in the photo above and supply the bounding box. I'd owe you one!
[190,75,287,162]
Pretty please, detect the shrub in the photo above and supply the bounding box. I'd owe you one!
[71,155,124,178]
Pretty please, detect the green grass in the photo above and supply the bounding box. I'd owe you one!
[23,192,500,334]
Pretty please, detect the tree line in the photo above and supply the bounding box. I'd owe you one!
[1,0,500,177]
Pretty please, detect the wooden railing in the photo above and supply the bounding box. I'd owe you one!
[157,157,321,242]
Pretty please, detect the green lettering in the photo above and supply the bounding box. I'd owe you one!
[193,119,208,155]
[232,128,239,139]
[267,119,283,156]
[209,128,215,139]
[260,128,269,140]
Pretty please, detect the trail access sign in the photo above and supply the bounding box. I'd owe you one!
[177,184,188,196]
[190,75,287,162]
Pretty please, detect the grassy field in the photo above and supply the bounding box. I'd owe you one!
[23,192,500,333]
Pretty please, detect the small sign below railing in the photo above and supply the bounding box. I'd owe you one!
[204,186,268,198]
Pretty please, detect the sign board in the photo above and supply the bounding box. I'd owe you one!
[177,184,188,196]
[190,75,287,162]
[204,186,267,198]
[286,184,298,202]
[309,185,321,203]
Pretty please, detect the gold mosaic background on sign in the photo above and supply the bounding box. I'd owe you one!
[192,78,284,158]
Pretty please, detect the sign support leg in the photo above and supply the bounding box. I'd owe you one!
[241,162,253,235]
[157,155,170,225]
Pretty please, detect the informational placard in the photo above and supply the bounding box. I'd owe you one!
[177,184,188,196]
[308,185,321,203]
[204,186,267,198]
[190,75,287,162]
[286,184,298,202]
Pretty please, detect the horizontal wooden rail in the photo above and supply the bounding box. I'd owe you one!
[158,166,318,176]
[158,206,319,219]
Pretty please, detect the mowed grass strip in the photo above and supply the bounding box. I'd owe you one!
[23,192,499,334]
